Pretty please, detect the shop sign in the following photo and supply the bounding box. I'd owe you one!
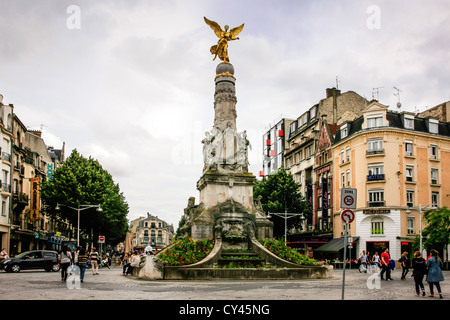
[367,174,385,181]
[363,209,390,214]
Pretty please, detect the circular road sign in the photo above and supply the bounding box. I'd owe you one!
[341,209,355,224]
[99,235,105,242]
[344,195,354,207]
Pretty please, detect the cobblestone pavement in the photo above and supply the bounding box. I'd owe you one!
[0,264,449,301]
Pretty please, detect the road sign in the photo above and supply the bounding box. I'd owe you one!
[98,235,105,243]
[341,188,357,209]
[341,209,355,224]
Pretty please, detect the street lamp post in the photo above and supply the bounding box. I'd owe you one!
[268,209,304,246]
[56,203,103,246]
[406,203,436,256]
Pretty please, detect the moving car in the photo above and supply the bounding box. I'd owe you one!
[1,250,60,273]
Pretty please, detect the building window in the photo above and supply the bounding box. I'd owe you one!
[346,170,351,186]
[429,119,439,134]
[405,141,413,156]
[407,217,415,235]
[369,189,385,207]
[144,230,148,236]
[368,164,384,175]
[406,165,414,182]
[367,116,383,128]
[305,145,312,159]
[341,150,345,164]
[431,168,438,184]
[432,192,439,208]
[404,117,414,130]
[407,190,414,208]
[341,172,345,188]
[367,138,383,154]
[341,124,348,138]
[346,147,350,162]
[289,121,298,136]
[1,201,5,216]
[430,144,438,159]
[371,218,384,235]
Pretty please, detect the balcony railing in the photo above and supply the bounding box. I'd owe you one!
[2,152,11,162]
[368,201,386,207]
[1,183,11,193]
[366,149,385,155]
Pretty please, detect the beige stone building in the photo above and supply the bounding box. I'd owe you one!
[330,101,450,260]
[131,213,174,251]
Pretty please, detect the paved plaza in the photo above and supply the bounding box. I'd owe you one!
[0,264,448,301]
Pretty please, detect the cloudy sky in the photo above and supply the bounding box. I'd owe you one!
[0,0,449,228]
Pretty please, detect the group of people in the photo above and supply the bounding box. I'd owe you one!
[360,248,445,298]
[119,251,142,276]
[58,246,108,283]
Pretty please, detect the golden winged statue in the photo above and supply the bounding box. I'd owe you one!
[204,17,244,63]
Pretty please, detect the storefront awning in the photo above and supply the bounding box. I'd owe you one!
[315,237,360,252]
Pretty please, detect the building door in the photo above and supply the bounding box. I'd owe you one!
[366,241,389,256]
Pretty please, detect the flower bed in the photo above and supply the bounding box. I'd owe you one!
[158,238,215,266]
[260,238,318,266]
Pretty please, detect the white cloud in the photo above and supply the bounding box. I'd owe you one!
[1,0,449,227]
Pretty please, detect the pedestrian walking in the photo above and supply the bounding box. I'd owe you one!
[366,251,373,272]
[379,248,392,281]
[412,251,427,296]
[77,248,88,283]
[90,247,99,275]
[58,245,73,282]
[121,251,131,276]
[399,251,410,280]
[372,251,380,269]
[73,246,81,265]
[426,249,444,298]
[359,250,368,273]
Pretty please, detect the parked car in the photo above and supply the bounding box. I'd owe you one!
[1,250,60,273]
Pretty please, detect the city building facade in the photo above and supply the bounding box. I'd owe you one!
[131,213,174,251]
[0,95,13,253]
[330,101,450,260]
[281,88,367,252]
[261,117,293,177]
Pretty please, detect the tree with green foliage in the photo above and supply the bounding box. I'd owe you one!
[253,168,310,238]
[422,206,450,267]
[41,149,129,247]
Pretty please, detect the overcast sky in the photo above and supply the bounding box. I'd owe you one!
[1,0,449,228]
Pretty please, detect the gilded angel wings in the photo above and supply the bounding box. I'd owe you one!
[204,17,244,63]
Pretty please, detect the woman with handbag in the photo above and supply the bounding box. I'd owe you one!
[426,249,444,298]
[59,246,73,282]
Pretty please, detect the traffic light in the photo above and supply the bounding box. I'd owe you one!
[35,233,39,239]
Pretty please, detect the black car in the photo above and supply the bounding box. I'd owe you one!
[1,250,60,273]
